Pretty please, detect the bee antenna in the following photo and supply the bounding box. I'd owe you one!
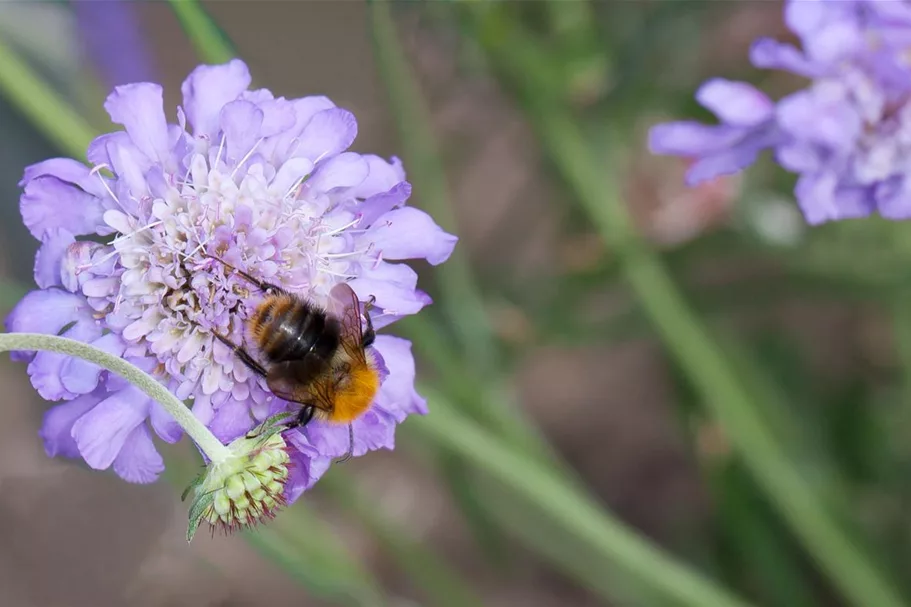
[335,423,354,464]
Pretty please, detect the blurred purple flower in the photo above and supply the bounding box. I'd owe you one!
[72,1,157,88]
[649,0,911,225]
[7,59,456,497]
[648,78,784,187]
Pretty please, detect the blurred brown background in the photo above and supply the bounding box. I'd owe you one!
[1,2,874,606]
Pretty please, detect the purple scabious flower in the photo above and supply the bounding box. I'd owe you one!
[648,78,785,187]
[6,59,456,500]
[649,0,911,225]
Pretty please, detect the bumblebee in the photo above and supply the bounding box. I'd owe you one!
[205,256,379,462]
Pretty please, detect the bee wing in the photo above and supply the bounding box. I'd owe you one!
[266,362,335,414]
[328,281,368,364]
[303,376,337,414]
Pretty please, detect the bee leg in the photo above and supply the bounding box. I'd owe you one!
[204,254,287,295]
[247,405,314,439]
[297,405,316,427]
[335,423,354,464]
[211,331,268,378]
[361,295,377,348]
[283,405,316,430]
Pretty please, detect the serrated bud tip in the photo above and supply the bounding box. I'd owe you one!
[185,431,291,541]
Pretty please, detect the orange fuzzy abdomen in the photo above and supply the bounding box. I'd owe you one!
[327,362,380,423]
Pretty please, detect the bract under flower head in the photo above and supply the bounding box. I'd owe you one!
[7,60,456,497]
[649,0,911,224]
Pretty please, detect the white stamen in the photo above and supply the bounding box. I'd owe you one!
[286,137,303,159]
[185,234,212,260]
[75,217,165,273]
[110,220,163,245]
[319,247,371,260]
[230,137,265,180]
[313,149,330,165]
[180,162,193,191]
[90,164,123,209]
[283,174,309,201]
[319,217,361,237]
[213,134,227,170]
[317,268,357,279]
[76,248,119,273]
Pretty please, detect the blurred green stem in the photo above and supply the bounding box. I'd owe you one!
[255,509,388,607]
[890,292,911,557]
[368,0,498,376]
[167,0,236,64]
[548,106,904,607]
[463,8,906,607]
[0,35,95,158]
[893,294,911,437]
[320,471,484,607]
[414,386,753,607]
[368,0,581,562]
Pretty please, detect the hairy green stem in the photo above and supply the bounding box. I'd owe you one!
[0,35,96,159]
[0,333,231,463]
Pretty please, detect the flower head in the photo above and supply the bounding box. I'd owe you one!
[649,0,911,224]
[186,428,291,540]
[648,78,784,187]
[7,59,456,498]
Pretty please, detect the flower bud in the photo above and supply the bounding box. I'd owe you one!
[185,429,291,541]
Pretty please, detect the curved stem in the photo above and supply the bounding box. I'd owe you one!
[0,332,231,463]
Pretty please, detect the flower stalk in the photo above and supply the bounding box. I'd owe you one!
[0,332,231,463]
